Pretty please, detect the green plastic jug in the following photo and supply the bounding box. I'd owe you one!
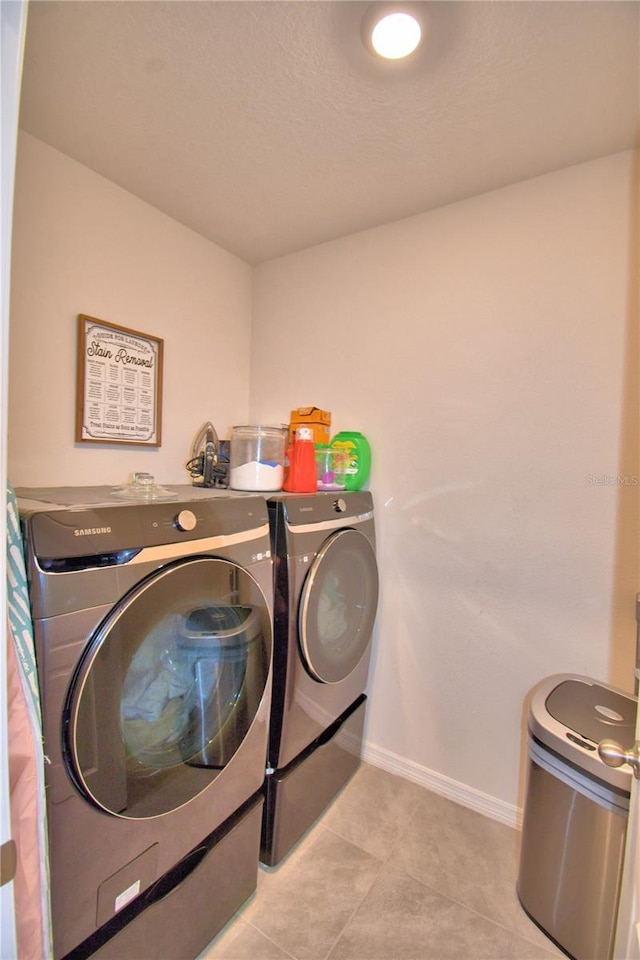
[329,431,371,491]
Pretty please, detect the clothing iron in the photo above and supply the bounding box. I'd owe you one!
[187,422,228,488]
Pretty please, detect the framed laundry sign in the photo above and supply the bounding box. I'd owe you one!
[76,315,164,446]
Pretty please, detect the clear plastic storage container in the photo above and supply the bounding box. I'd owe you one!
[229,425,286,491]
[315,445,346,491]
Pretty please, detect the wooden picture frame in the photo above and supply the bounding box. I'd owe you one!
[76,314,163,446]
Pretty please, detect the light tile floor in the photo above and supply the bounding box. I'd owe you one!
[199,763,565,960]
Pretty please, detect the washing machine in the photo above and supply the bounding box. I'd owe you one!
[17,486,273,960]
[261,491,379,866]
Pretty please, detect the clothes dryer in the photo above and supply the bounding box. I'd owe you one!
[17,487,273,960]
[261,491,379,865]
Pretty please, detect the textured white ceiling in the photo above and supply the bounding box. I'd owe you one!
[19,0,640,265]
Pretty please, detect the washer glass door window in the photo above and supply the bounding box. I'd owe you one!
[64,557,271,819]
[299,528,379,684]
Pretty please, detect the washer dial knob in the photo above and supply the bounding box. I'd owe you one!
[333,498,347,513]
[175,509,197,532]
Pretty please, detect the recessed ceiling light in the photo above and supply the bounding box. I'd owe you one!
[369,10,422,60]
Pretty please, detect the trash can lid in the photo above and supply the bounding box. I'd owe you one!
[546,679,636,747]
[527,674,637,792]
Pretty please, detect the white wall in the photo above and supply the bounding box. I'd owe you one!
[251,151,639,813]
[8,132,252,487]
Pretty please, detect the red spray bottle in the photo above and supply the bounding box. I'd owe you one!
[283,426,316,493]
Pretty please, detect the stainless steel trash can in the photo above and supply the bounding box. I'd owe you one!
[517,674,636,960]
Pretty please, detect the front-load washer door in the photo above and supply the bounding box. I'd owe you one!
[63,557,271,819]
[299,528,379,684]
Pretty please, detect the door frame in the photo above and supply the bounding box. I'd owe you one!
[1,4,28,956]
[613,596,640,958]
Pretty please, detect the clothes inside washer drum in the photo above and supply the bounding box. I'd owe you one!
[120,605,255,767]
[316,572,348,641]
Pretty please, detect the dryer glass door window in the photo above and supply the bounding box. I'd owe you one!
[299,529,379,683]
[64,557,271,819]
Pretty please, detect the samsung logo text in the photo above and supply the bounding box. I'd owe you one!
[74,526,112,537]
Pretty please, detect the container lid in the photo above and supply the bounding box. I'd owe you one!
[527,674,637,791]
[111,473,177,501]
[232,425,285,435]
[546,679,636,745]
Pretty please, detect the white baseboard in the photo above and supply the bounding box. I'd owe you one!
[361,739,523,830]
